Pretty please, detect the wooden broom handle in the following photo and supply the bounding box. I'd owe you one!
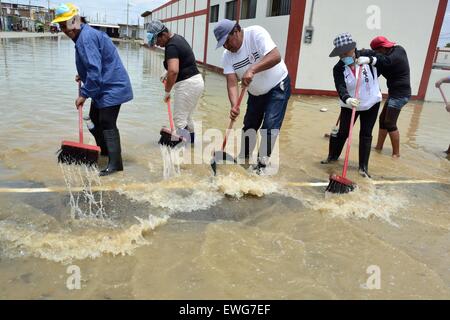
[221,87,247,151]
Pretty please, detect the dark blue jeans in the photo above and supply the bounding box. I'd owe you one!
[240,75,291,159]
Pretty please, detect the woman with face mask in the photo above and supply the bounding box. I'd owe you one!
[321,33,389,178]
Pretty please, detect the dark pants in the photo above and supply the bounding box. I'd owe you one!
[241,75,291,159]
[88,102,121,156]
[89,102,121,130]
[378,97,408,132]
[329,103,380,173]
[337,103,380,141]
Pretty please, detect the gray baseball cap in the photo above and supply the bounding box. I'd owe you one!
[213,19,236,49]
[146,20,166,46]
[147,19,166,34]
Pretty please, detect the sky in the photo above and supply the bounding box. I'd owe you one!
[20,0,168,25]
[15,0,450,44]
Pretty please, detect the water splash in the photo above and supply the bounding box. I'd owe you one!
[59,164,107,221]
[0,215,168,264]
[120,172,281,214]
[213,171,280,198]
[299,184,409,226]
[160,145,183,179]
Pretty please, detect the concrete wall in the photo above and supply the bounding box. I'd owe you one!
[151,0,208,63]
[193,14,207,62]
[146,0,444,99]
[295,0,440,96]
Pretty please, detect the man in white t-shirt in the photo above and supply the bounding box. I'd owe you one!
[213,19,291,174]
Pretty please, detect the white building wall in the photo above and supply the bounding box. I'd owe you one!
[178,19,186,37]
[193,15,207,62]
[185,17,194,47]
[196,0,208,11]
[171,3,178,17]
[206,0,290,70]
[186,0,194,14]
[179,0,186,15]
[296,0,440,96]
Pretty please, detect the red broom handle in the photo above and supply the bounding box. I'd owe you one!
[221,87,247,151]
[167,99,175,132]
[78,81,84,144]
[342,65,363,178]
[162,81,176,132]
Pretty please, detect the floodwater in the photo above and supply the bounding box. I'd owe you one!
[0,36,449,299]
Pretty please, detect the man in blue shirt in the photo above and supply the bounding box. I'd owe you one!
[52,3,133,176]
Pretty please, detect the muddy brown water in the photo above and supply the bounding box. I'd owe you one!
[0,36,449,299]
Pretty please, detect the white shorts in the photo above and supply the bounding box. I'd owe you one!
[173,73,204,132]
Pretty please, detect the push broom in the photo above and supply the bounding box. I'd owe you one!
[325,64,363,194]
[158,81,185,148]
[57,82,100,166]
[211,87,247,176]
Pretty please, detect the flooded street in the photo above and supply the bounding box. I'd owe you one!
[0,36,450,299]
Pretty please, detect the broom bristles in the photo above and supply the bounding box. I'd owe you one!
[57,144,99,167]
[158,128,185,148]
[326,174,355,194]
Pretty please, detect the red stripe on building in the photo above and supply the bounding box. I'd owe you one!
[417,0,448,99]
[204,0,211,64]
[285,0,307,92]
[161,9,208,23]
[153,0,177,12]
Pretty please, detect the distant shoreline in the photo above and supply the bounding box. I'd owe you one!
[0,32,61,39]
[0,31,144,45]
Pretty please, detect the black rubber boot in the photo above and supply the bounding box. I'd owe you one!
[89,128,108,156]
[358,136,373,178]
[100,129,123,176]
[252,156,269,175]
[321,135,346,164]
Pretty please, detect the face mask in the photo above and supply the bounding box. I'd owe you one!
[147,33,156,46]
[341,56,354,66]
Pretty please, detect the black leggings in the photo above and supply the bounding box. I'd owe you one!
[89,102,121,131]
[337,103,380,140]
[379,100,401,132]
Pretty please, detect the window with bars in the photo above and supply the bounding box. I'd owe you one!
[267,0,291,17]
[210,4,219,23]
[225,0,237,20]
[241,0,257,20]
